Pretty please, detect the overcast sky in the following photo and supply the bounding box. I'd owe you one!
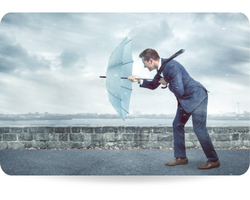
[0,12,249,115]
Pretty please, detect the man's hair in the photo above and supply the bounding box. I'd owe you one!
[139,48,160,62]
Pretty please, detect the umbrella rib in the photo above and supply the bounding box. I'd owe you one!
[124,39,132,45]
[122,61,133,65]
[110,63,122,68]
[107,89,122,101]
[121,86,132,91]
[122,107,129,114]
[109,61,133,68]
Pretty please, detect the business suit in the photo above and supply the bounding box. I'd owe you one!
[140,58,219,162]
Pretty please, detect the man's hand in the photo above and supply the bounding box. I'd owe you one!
[159,78,168,86]
[128,75,141,83]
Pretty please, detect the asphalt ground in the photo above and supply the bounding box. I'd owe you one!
[0,149,249,175]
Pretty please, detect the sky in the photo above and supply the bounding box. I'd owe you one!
[0,12,249,115]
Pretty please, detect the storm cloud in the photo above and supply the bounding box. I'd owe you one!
[0,13,249,115]
[0,34,51,73]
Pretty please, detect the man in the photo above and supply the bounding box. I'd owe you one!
[128,48,220,170]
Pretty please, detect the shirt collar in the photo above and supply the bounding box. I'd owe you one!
[159,57,162,68]
[157,57,162,71]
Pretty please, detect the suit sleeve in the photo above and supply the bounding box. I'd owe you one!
[140,73,161,90]
[167,66,184,98]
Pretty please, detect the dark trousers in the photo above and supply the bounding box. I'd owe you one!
[173,95,219,162]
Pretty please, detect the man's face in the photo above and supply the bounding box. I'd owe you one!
[142,58,156,71]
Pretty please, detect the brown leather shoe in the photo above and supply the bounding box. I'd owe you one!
[165,158,188,166]
[197,160,220,170]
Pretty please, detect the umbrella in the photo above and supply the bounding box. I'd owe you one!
[100,37,133,120]
[100,37,185,120]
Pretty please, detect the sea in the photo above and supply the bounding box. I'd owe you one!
[0,118,249,126]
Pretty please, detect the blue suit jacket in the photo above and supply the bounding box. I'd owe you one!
[140,58,208,113]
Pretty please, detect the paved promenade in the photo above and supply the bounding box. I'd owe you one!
[0,149,249,175]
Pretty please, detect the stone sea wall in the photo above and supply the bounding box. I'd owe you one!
[0,125,249,149]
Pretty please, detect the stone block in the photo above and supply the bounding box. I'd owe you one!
[116,141,133,148]
[18,132,33,141]
[44,127,54,133]
[71,142,84,149]
[152,126,166,134]
[0,127,9,134]
[0,142,8,149]
[240,133,250,141]
[29,127,44,134]
[105,133,116,142]
[209,133,216,141]
[102,126,118,133]
[94,127,102,133]
[219,141,231,148]
[82,127,94,133]
[213,127,228,134]
[125,126,138,133]
[232,133,239,141]
[34,133,50,141]
[58,133,68,141]
[55,127,66,133]
[70,133,85,142]
[237,127,249,133]
[215,133,230,141]
[47,141,61,149]
[134,141,149,148]
[140,127,152,134]
[82,133,91,141]
[166,126,173,133]
[185,141,196,148]
[134,134,149,141]
[33,141,47,149]
[3,133,17,141]
[148,141,161,149]
[66,127,71,133]
[150,134,158,141]
[118,126,125,133]
[82,141,92,149]
[213,141,230,148]
[104,142,117,149]
[230,141,243,148]
[157,141,174,148]
[91,141,104,148]
[206,127,213,134]
[184,127,194,133]
[121,134,133,141]
[11,127,23,134]
[7,142,25,149]
[228,127,237,133]
[91,134,103,141]
[60,141,74,149]
[49,134,58,141]
[24,141,35,148]
[212,141,220,148]
[114,133,122,141]
[157,134,173,141]
[71,127,80,133]
[185,133,198,141]
[193,141,201,148]
[243,141,250,147]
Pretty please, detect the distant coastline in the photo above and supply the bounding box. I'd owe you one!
[0,115,249,121]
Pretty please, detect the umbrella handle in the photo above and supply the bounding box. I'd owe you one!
[100,76,167,88]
